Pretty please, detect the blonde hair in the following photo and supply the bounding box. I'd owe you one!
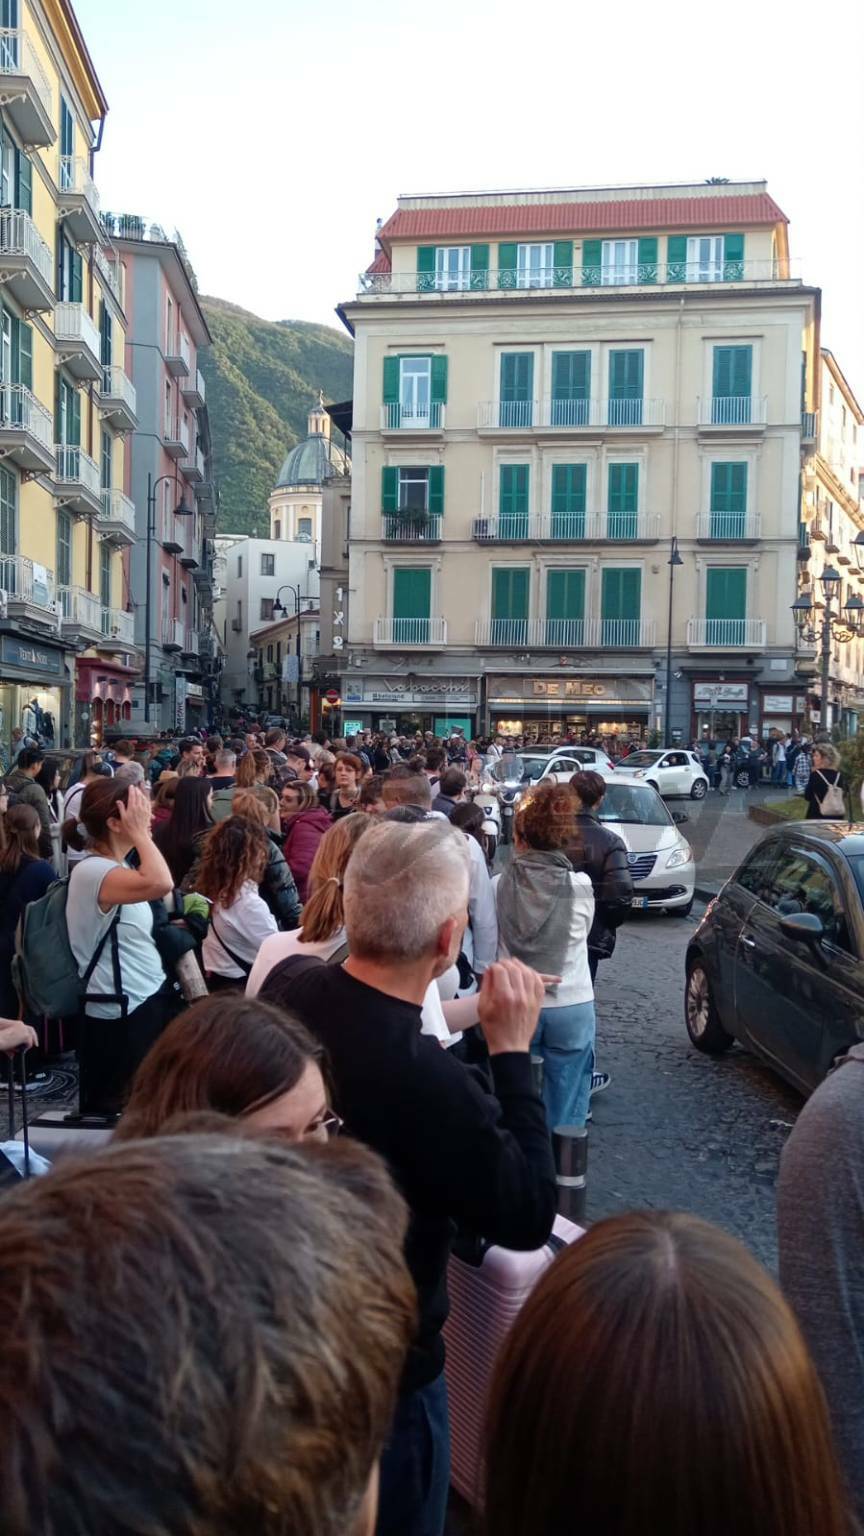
[813,742,840,769]
[232,788,278,825]
[301,813,371,944]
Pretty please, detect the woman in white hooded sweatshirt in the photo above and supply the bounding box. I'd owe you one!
[495,780,595,1129]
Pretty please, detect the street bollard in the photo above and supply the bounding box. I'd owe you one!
[530,1054,544,1097]
[553,1125,588,1224]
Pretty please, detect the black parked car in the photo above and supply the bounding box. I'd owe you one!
[685,823,864,1094]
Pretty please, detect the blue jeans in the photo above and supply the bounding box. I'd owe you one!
[376,1372,450,1536]
[532,1000,596,1130]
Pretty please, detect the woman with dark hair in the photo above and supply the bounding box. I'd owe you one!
[62,751,110,866]
[64,779,180,1115]
[114,995,339,1144]
[484,1210,855,1536]
[197,816,278,987]
[281,780,332,901]
[150,774,179,828]
[451,799,493,870]
[0,803,56,1021]
[153,776,213,885]
[568,769,634,983]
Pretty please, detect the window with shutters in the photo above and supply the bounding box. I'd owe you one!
[435,247,470,292]
[668,233,744,283]
[57,376,79,446]
[101,430,111,491]
[686,236,724,283]
[601,567,641,646]
[260,553,275,576]
[398,356,431,427]
[382,354,447,430]
[545,568,585,646]
[57,234,83,303]
[59,98,73,187]
[491,566,529,645]
[56,509,72,586]
[608,350,644,427]
[382,466,443,539]
[712,346,753,424]
[601,240,638,285]
[99,541,111,610]
[517,243,553,289]
[551,352,591,427]
[705,566,747,644]
[499,464,530,539]
[607,463,639,539]
[551,464,587,540]
[709,463,748,538]
[260,598,274,622]
[499,352,534,428]
[0,461,16,557]
[392,567,432,643]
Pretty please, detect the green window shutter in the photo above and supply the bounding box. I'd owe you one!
[499,352,533,428]
[100,301,112,367]
[553,240,573,287]
[706,567,746,642]
[381,466,399,513]
[430,353,448,405]
[712,346,752,422]
[710,463,747,538]
[499,464,529,537]
[546,569,585,643]
[498,242,518,290]
[71,250,83,303]
[723,232,745,280]
[608,350,644,426]
[551,351,590,426]
[417,246,435,292]
[15,319,32,390]
[582,239,602,285]
[638,237,658,283]
[470,244,489,290]
[667,234,687,282]
[427,465,444,516]
[382,356,399,405]
[393,567,431,618]
[491,568,529,645]
[14,149,31,215]
[70,385,81,446]
[608,463,638,539]
[601,568,641,645]
[551,464,587,514]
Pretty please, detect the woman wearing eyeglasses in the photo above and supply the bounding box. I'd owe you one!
[113,994,341,1144]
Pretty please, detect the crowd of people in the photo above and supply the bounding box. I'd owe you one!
[0,720,861,1534]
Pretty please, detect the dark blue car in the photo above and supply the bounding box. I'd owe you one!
[685,823,864,1094]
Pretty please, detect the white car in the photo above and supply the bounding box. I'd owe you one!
[513,746,616,783]
[595,774,695,915]
[615,749,709,801]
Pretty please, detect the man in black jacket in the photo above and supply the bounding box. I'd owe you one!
[431,765,467,819]
[567,771,633,980]
[261,817,555,1536]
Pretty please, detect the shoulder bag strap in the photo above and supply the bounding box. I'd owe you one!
[210,912,253,977]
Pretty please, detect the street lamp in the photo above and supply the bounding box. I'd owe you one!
[791,565,864,735]
[272,583,303,729]
[144,473,193,725]
[664,536,684,747]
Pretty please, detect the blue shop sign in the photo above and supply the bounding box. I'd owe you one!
[1,634,64,677]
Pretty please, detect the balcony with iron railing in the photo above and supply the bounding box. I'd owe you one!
[94,244,124,309]
[97,365,138,431]
[801,410,818,442]
[473,511,661,543]
[359,257,801,298]
[180,442,204,484]
[0,207,54,309]
[373,616,447,647]
[182,368,206,409]
[0,28,54,144]
[54,443,101,516]
[697,396,768,430]
[54,301,102,381]
[381,402,445,433]
[57,584,102,638]
[474,616,656,649]
[57,155,101,243]
[381,511,443,543]
[100,607,135,647]
[695,510,762,542]
[162,415,185,458]
[0,553,55,619]
[477,398,665,432]
[687,617,767,649]
[0,383,54,472]
[98,488,136,546]
[161,616,184,651]
[165,329,190,377]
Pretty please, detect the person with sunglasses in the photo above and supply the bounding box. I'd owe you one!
[113,994,341,1144]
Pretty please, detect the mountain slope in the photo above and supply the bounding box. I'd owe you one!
[198,297,353,534]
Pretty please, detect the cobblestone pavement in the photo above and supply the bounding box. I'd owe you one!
[589,902,802,1272]
[664,781,785,892]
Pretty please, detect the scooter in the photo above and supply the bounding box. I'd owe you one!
[470,782,501,862]
[474,753,525,848]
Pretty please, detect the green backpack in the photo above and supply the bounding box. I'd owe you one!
[13,877,120,1021]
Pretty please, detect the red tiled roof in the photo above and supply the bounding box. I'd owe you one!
[378,194,787,244]
[366,249,391,273]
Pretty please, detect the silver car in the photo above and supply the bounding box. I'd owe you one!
[590,773,695,916]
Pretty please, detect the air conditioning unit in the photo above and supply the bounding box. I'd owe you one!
[230,617,242,632]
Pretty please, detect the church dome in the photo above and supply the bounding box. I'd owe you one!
[274,397,349,490]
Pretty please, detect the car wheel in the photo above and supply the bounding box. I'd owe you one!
[690,779,708,800]
[669,897,694,917]
[685,960,734,1054]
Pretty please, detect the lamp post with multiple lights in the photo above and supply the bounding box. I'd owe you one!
[791,555,864,734]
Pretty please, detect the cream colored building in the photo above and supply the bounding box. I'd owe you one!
[0,0,138,753]
[338,180,820,744]
[799,350,864,731]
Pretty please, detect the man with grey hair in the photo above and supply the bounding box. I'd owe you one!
[207,748,236,791]
[113,761,146,789]
[261,817,556,1536]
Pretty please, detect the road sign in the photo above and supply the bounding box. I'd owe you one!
[325,688,340,704]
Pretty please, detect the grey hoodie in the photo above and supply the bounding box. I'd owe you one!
[496,848,578,979]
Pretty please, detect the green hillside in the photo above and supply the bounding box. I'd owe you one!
[198,297,353,534]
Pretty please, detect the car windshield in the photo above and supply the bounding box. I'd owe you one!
[596,782,674,827]
[845,856,864,905]
[621,751,662,768]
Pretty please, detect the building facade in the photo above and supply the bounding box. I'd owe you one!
[338,180,820,744]
[268,396,348,543]
[102,215,214,736]
[217,536,320,711]
[799,350,864,733]
[249,607,320,722]
[0,0,143,755]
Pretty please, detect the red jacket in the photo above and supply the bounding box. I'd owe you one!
[282,806,333,902]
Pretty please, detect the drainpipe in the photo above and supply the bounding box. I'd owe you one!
[668,295,685,738]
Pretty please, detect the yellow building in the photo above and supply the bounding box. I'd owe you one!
[0,0,138,756]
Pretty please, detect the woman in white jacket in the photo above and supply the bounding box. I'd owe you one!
[495,780,595,1129]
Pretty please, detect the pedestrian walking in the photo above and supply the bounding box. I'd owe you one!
[496,781,596,1130]
[568,770,634,996]
[803,742,845,819]
[793,738,813,795]
[2,746,53,856]
[718,744,734,794]
[772,735,787,785]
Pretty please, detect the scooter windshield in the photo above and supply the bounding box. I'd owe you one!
[489,754,523,787]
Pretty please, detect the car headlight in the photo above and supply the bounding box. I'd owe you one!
[632,769,646,778]
[665,845,692,869]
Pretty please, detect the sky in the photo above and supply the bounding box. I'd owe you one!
[76,0,864,397]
